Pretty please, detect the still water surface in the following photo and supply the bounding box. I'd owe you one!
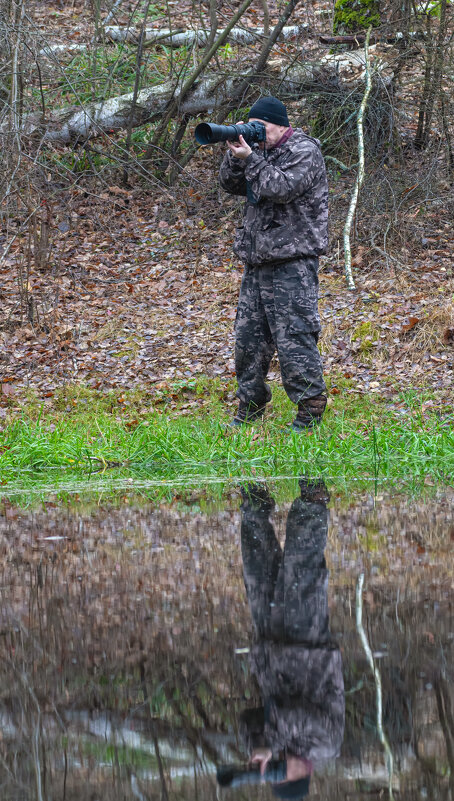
[0,479,453,800]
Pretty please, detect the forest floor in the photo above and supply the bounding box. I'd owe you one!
[1,171,452,423]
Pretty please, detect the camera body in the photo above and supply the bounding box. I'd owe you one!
[195,120,266,146]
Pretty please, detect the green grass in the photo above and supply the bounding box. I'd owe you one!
[0,380,452,498]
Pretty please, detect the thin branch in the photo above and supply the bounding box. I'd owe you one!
[343,26,373,291]
[204,0,219,52]
[10,0,26,134]
[245,0,301,82]
[123,0,152,184]
[260,0,270,36]
[325,155,353,171]
[209,0,301,132]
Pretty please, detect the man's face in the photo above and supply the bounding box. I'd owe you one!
[249,118,288,148]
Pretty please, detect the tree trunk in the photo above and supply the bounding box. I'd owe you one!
[414,0,448,150]
[103,23,309,46]
[38,24,309,58]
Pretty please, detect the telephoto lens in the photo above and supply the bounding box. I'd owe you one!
[195,120,266,146]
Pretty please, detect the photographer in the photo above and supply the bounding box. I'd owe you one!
[218,97,328,430]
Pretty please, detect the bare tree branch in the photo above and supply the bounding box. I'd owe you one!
[344,27,373,291]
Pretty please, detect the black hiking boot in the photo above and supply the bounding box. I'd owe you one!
[291,394,327,432]
[229,401,266,428]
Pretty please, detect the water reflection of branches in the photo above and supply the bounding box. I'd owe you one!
[433,675,454,798]
[356,572,395,799]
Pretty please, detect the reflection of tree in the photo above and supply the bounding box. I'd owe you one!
[333,577,454,799]
[356,572,394,798]
[433,675,454,798]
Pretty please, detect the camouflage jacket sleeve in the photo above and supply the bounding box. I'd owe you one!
[266,689,345,762]
[243,143,324,204]
[219,150,248,197]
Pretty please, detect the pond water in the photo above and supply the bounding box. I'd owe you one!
[0,479,453,801]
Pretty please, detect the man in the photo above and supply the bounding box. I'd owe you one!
[219,96,328,430]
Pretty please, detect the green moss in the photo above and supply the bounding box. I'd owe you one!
[351,320,380,353]
[333,0,381,34]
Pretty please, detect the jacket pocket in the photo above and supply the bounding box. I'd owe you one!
[255,222,299,264]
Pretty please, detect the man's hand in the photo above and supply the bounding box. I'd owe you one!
[227,134,252,159]
[227,122,252,160]
[250,747,273,777]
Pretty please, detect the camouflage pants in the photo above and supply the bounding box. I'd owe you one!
[235,258,326,407]
[240,491,330,645]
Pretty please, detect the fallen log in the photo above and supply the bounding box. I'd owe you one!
[39,42,89,56]
[104,23,309,46]
[10,42,395,146]
[319,31,424,46]
[10,65,316,144]
[38,24,310,58]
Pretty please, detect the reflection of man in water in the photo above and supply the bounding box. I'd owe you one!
[239,478,345,799]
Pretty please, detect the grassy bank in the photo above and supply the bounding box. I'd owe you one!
[0,378,452,492]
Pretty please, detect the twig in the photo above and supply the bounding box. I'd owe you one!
[343,26,373,291]
[260,0,270,36]
[123,0,152,184]
[325,155,352,171]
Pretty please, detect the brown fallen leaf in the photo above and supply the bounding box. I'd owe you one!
[402,316,420,332]
[108,185,131,196]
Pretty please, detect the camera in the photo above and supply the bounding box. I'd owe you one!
[194,120,266,146]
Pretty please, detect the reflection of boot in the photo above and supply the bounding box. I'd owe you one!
[241,483,275,513]
[298,477,330,504]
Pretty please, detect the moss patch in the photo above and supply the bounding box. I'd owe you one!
[333,0,380,34]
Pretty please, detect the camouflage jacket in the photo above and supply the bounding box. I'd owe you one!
[219,129,328,266]
[247,641,345,765]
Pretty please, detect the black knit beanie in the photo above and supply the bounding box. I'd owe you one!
[248,96,289,126]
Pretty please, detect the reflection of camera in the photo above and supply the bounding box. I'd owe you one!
[195,120,266,146]
[217,761,286,788]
